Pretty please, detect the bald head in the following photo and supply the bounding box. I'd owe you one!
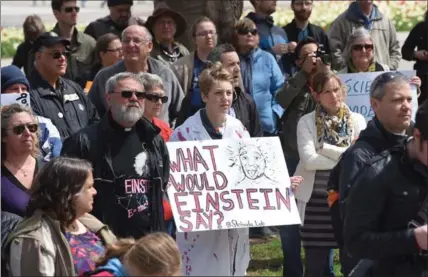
[122,25,153,42]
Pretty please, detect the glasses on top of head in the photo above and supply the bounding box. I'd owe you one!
[119,90,145,99]
[64,6,80,13]
[144,93,169,103]
[370,72,408,94]
[8,123,39,135]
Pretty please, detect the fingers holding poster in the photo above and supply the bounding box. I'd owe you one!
[166,137,301,233]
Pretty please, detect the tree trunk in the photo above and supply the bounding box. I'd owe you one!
[154,0,243,51]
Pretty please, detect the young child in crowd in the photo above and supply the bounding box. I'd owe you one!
[84,232,182,277]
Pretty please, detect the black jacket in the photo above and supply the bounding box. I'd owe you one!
[344,142,428,277]
[29,69,99,140]
[176,86,263,137]
[61,114,169,236]
[1,212,22,277]
[283,20,331,53]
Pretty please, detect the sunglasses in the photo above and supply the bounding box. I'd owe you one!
[9,123,39,135]
[50,51,68,59]
[371,72,407,94]
[120,90,145,99]
[237,28,258,36]
[64,6,80,13]
[352,44,374,51]
[144,93,169,103]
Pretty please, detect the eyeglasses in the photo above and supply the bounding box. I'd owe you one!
[371,72,407,95]
[49,51,68,59]
[119,90,145,99]
[122,37,149,46]
[64,6,80,13]
[8,123,39,135]
[352,44,374,51]
[144,93,169,103]
[195,30,217,37]
[106,47,123,53]
[237,28,258,36]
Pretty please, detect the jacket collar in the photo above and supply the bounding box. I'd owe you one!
[246,12,274,27]
[289,19,315,35]
[52,23,83,47]
[346,2,382,24]
[29,69,64,96]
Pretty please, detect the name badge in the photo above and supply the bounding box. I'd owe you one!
[64,93,80,102]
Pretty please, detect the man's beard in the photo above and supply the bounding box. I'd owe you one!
[111,102,143,127]
[294,10,312,21]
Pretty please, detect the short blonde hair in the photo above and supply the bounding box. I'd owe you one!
[1,104,40,161]
[97,233,182,276]
[199,62,233,97]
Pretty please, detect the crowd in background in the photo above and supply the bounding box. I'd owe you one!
[1,0,428,276]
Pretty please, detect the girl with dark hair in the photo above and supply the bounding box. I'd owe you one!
[78,33,123,93]
[402,9,428,104]
[4,157,116,277]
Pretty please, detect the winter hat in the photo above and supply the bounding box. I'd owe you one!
[1,65,30,94]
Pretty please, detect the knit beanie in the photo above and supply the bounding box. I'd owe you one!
[1,65,30,94]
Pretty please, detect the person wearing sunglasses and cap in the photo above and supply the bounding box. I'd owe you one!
[343,99,428,277]
[138,73,172,142]
[28,32,99,140]
[61,72,170,240]
[1,65,62,162]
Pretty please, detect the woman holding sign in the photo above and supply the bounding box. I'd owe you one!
[293,71,367,277]
[169,62,251,276]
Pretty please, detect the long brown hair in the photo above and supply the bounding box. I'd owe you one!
[97,233,182,276]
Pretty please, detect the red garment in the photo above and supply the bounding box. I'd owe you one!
[152,117,173,142]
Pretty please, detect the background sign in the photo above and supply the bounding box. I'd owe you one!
[166,137,301,232]
[339,70,418,121]
[1,92,30,108]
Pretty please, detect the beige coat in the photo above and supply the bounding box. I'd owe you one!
[171,52,195,95]
[4,211,116,276]
[328,6,401,71]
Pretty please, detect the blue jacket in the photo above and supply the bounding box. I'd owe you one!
[239,48,284,134]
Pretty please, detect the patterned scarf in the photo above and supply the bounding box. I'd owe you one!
[315,103,353,147]
[347,59,376,73]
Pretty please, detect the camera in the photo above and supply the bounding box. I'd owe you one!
[316,44,331,65]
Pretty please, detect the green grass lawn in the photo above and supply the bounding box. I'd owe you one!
[248,238,342,276]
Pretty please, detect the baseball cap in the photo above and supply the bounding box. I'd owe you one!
[415,100,428,140]
[32,32,70,52]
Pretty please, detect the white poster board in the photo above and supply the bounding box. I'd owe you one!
[1,93,30,108]
[166,137,301,232]
[339,70,418,121]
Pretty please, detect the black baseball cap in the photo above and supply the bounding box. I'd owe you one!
[33,32,70,52]
[415,100,428,140]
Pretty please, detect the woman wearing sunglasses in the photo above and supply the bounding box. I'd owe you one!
[169,62,250,276]
[1,104,43,217]
[139,73,172,142]
[5,157,116,277]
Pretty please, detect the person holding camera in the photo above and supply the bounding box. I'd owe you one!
[275,36,332,277]
[344,99,428,277]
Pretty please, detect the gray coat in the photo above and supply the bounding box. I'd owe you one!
[88,58,184,127]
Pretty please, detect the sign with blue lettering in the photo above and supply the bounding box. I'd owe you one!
[338,70,418,122]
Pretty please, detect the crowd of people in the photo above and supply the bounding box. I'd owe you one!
[1,0,428,276]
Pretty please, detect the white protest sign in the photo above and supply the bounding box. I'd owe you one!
[166,137,301,233]
[339,70,418,121]
[1,93,31,108]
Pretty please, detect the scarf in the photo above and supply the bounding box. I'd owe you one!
[347,59,376,73]
[240,49,255,96]
[315,103,353,147]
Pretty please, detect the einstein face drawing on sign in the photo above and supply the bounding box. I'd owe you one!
[228,140,279,186]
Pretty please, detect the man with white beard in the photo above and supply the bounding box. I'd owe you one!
[61,72,171,239]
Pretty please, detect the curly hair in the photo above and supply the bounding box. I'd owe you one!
[27,157,93,229]
[198,61,234,97]
[1,104,40,162]
[97,233,181,276]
